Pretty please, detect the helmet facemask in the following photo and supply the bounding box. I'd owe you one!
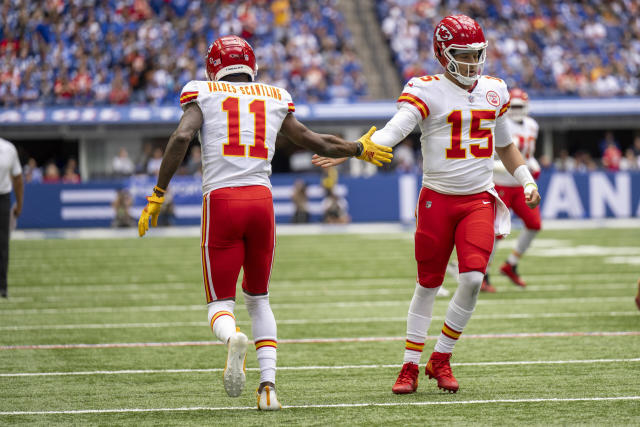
[508,100,528,122]
[443,45,487,86]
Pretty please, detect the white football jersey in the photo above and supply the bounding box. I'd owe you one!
[493,116,539,187]
[179,80,295,194]
[397,74,511,195]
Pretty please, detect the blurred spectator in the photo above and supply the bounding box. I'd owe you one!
[377,0,640,97]
[575,151,598,172]
[42,162,60,183]
[111,188,134,228]
[157,191,175,227]
[61,159,81,183]
[602,139,622,171]
[394,139,418,173]
[112,147,135,177]
[599,131,620,155]
[554,149,577,172]
[620,148,639,171]
[538,154,553,171]
[1,0,367,107]
[183,145,202,176]
[136,142,153,174]
[322,188,350,224]
[23,158,42,183]
[291,179,310,223]
[632,135,640,157]
[146,147,164,176]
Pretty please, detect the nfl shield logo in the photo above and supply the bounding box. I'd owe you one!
[425,201,432,208]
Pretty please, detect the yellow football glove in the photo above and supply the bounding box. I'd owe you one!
[138,188,165,237]
[356,126,393,167]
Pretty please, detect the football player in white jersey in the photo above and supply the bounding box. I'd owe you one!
[486,88,542,291]
[313,15,540,394]
[137,35,392,410]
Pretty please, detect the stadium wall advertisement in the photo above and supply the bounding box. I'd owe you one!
[14,171,640,229]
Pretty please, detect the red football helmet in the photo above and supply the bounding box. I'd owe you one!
[433,15,487,86]
[508,88,529,121]
[206,35,258,81]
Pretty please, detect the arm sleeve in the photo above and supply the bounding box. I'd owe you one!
[494,114,512,148]
[370,106,420,148]
[179,81,200,110]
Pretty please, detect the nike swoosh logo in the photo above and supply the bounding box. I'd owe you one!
[482,201,491,204]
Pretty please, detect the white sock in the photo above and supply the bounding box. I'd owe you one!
[403,283,438,364]
[515,228,538,258]
[244,292,277,384]
[434,271,482,354]
[488,237,498,267]
[207,300,236,344]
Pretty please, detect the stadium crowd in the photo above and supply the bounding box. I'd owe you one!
[378,0,640,97]
[0,0,366,107]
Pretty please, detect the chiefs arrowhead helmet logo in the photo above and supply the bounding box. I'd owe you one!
[435,25,453,42]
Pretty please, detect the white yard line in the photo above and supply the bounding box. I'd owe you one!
[1,331,638,351]
[8,272,640,289]
[1,311,637,331]
[11,282,638,297]
[0,296,633,316]
[1,396,639,415]
[2,358,639,378]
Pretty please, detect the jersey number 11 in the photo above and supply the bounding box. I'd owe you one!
[222,97,268,160]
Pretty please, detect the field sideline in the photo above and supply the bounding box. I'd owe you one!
[1,225,639,425]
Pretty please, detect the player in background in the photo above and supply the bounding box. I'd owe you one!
[636,278,640,310]
[137,35,392,410]
[485,88,542,291]
[312,15,540,394]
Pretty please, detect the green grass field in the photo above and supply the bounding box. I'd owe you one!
[1,226,639,425]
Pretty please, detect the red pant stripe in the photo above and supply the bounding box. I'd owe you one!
[201,193,215,302]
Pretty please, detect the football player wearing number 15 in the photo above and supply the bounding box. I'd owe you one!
[137,35,392,410]
[312,15,540,394]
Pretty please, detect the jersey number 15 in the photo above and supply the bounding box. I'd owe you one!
[222,97,268,160]
[446,110,495,159]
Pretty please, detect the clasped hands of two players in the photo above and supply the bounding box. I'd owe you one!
[312,126,392,168]
[138,128,391,237]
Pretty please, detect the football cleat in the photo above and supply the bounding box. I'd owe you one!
[392,362,419,394]
[480,274,496,293]
[425,352,459,393]
[500,262,527,287]
[223,331,248,397]
[257,383,282,410]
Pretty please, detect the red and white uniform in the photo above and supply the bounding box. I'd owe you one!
[493,116,542,231]
[180,80,295,302]
[372,75,513,286]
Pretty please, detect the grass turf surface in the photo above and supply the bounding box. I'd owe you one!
[1,227,639,425]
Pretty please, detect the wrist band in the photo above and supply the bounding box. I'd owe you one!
[153,185,166,194]
[355,142,363,157]
[513,164,535,189]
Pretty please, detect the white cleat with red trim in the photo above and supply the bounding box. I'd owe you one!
[257,383,282,410]
[223,331,248,397]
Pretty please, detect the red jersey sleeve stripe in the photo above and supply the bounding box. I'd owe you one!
[498,101,510,117]
[398,92,429,119]
[287,102,295,112]
[180,95,198,105]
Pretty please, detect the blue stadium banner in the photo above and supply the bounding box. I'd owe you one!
[15,171,640,229]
